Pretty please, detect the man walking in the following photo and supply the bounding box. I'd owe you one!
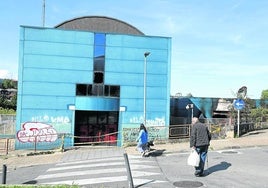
[190,117,211,176]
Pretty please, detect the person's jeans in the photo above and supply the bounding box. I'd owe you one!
[195,146,208,175]
[137,143,147,153]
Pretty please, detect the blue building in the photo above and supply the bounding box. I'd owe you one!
[16,16,171,149]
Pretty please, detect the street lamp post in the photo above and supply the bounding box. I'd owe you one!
[186,104,194,124]
[144,52,150,126]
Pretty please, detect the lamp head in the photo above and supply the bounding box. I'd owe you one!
[144,52,150,57]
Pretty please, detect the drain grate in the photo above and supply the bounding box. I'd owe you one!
[173,181,203,188]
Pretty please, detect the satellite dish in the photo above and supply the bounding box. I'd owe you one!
[237,86,247,99]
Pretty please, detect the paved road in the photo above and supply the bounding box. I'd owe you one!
[160,146,268,188]
[4,146,268,188]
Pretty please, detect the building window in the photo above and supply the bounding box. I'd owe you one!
[76,84,87,95]
[94,33,105,85]
[76,34,120,98]
[76,84,120,98]
[110,86,120,97]
[94,72,104,84]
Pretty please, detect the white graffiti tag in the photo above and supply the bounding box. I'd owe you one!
[17,122,58,143]
[129,116,166,126]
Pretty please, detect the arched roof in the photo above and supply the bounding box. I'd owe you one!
[55,16,145,36]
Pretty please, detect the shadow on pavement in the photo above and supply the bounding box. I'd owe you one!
[247,131,266,136]
[135,179,156,188]
[22,180,37,184]
[146,149,166,157]
[206,161,231,176]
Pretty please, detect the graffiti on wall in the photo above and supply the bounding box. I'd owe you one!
[17,122,58,143]
[31,115,70,124]
[123,126,168,143]
[129,116,165,126]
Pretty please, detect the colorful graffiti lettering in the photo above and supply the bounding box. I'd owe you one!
[17,122,58,143]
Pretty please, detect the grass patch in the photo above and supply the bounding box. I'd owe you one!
[0,185,79,188]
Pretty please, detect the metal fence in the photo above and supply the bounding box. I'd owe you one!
[0,114,16,155]
[0,114,16,135]
[1,114,268,154]
[169,118,234,139]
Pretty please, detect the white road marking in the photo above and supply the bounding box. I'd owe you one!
[42,176,166,186]
[47,161,125,171]
[36,154,164,186]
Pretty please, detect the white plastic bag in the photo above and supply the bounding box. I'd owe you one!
[187,149,200,167]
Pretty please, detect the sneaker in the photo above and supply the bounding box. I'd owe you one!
[141,152,145,157]
[194,171,204,177]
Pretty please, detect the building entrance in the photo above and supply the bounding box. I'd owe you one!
[74,110,118,145]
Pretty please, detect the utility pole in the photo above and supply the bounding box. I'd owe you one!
[42,0,46,27]
[143,52,150,126]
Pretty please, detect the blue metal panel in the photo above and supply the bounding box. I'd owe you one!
[24,26,94,45]
[105,72,167,87]
[120,86,143,98]
[21,95,75,110]
[105,34,171,127]
[121,111,166,126]
[106,47,169,62]
[105,59,143,73]
[106,34,170,49]
[120,98,143,112]
[22,82,75,96]
[121,111,143,124]
[147,87,167,99]
[147,99,167,112]
[147,62,167,74]
[22,68,92,83]
[105,59,167,74]
[20,109,73,123]
[105,72,143,85]
[75,97,119,111]
[24,41,92,58]
[24,55,93,71]
[147,75,168,87]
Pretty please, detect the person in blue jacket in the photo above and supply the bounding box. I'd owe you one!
[136,123,149,157]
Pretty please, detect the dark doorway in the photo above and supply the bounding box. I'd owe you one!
[75,110,118,145]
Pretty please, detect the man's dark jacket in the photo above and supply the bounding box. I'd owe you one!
[190,122,211,148]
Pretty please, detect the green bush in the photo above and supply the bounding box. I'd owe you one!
[0,107,16,115]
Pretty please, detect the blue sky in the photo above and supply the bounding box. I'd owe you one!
[0,0,267,99]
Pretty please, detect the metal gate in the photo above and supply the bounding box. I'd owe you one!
[169,124,191,139]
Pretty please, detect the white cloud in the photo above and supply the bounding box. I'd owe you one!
[0,69,17,80]
[0,69,11,79]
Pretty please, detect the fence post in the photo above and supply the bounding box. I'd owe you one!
[5,139,9,155]
[2,164,7,184]
[34,136,37,152]
[60,134,65,152]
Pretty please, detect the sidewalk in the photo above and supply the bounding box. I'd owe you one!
[1,129,268,169]
[125,128,268,154]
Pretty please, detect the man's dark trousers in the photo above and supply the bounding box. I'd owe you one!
[195,145,208,176]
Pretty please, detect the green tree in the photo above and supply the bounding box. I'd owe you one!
[0,79,17,113]
[260,89,268,108]
[261,89,268,99]
[1,79,16,89]
[249,89,268,127]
